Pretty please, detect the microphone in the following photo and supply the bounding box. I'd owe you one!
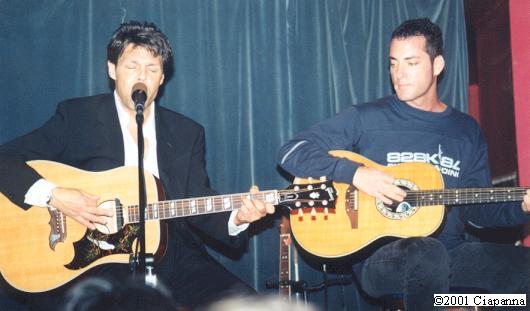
[131,83,148,114]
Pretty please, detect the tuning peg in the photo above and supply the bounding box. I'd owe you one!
[298,208,303,218]
[311,208,316,217]
[319,176,326,181]
[322,200,328,206]
[324,207,328,215]
[294,185,300,191]
[308,201,314,207]
[320,183,327,189]
[307,177,314,181]
[295,202,301,208]
[307,184,313,190]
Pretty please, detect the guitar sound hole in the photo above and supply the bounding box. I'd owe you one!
[376,182,419,220]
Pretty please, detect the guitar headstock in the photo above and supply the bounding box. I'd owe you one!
[278,179,337,214]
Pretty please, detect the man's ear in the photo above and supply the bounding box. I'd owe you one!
[160,73,165,86]
[433,55,445,76]
[107,61,117,81]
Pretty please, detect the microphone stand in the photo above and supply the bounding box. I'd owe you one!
[266,274,352,308]
[130,101,157,287]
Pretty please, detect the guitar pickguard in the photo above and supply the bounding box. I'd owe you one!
[65,224,139,270]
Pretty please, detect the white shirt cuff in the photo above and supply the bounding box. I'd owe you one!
[24,179,57,207]
[228,210,249,236]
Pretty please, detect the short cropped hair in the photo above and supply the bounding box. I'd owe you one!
[391,18,443,61]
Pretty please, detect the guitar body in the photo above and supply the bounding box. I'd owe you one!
[0,161,162,292]
[290,150,445,258]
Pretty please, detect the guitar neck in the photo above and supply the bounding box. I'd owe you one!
[278,216,292,298]
[279,232,291,298]
[125,190,279,224]
[408,187,529,206]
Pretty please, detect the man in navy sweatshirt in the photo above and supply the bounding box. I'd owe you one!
[278,18,530,310]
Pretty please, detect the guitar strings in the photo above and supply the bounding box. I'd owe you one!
[404,187,529,206]
[122,187,332,223]
[115,185,529,223]
[123,192,271,223]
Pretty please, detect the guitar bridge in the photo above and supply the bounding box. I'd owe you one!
[345,186,358,228]
[47,207,67,250]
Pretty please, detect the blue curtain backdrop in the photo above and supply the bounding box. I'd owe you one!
[0,1,467,309]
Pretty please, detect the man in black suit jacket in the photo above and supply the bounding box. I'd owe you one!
[0,21,275,310]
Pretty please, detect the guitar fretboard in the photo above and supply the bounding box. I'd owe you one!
[279,233,291,298]
[123,191,279,224]
[406,187,529,206]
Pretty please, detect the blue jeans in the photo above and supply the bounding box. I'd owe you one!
[356,237,530,310]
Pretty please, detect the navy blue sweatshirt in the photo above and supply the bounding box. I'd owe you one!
[278,95,530,249]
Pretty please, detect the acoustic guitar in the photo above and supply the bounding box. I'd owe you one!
[290,150,529,258]
[0,160,337,293]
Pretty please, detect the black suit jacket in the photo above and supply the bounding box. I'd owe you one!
[0,93,246,283]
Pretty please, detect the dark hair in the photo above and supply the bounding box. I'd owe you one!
[391,18,443,61]
[62,277,182,311]
[107,21,173,73]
